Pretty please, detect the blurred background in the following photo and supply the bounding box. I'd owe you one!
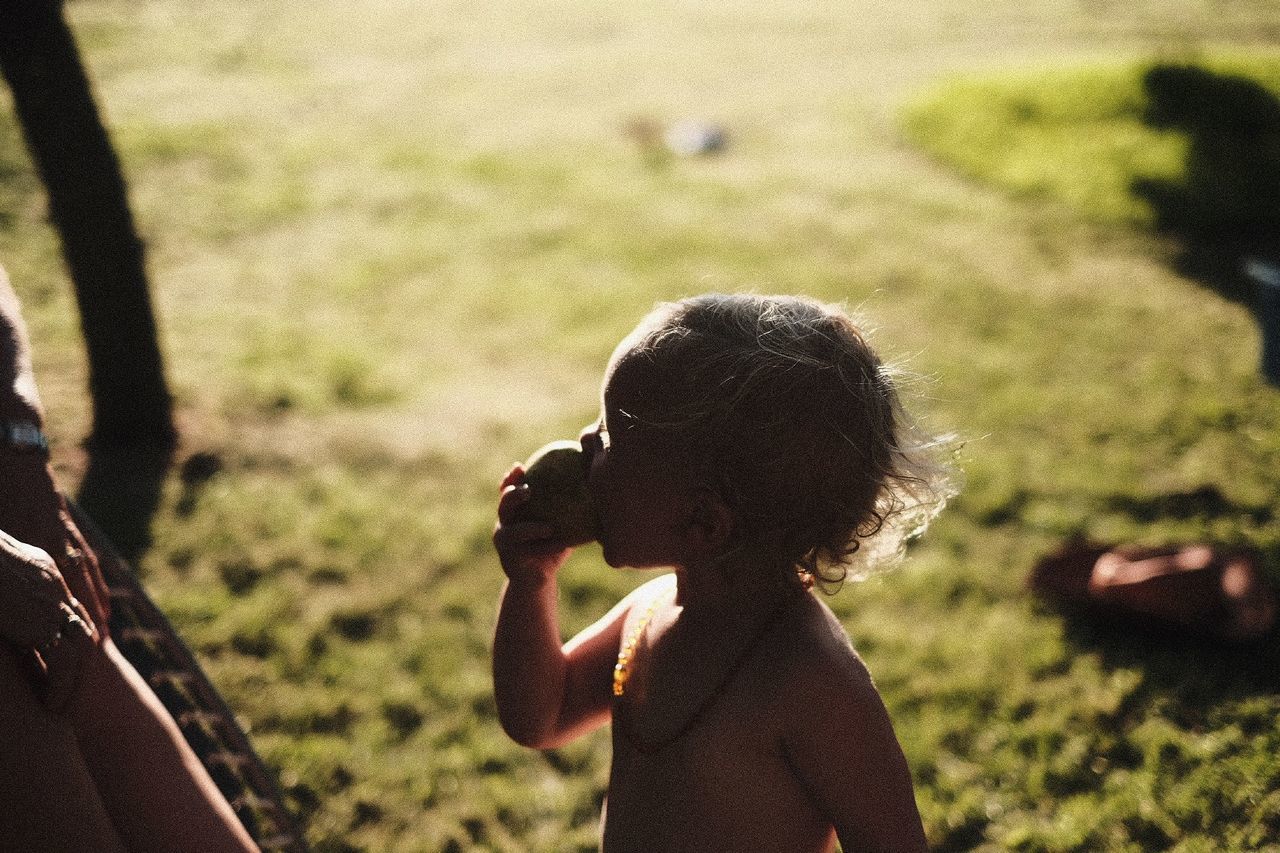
[2,1,1278,849]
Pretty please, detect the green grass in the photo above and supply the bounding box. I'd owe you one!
[3,1,1280,850]
[902,51,1280,228]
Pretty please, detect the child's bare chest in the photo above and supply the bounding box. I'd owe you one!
[612,600,790,753]
[602,593,835,852]
[606,658,830,853]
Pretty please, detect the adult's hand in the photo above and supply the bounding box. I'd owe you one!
[0,529,98,711]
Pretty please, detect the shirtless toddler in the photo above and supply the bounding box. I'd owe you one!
[493,294,953,852]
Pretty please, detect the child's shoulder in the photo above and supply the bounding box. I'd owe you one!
[775,592,862,659]
[765,593,881,711]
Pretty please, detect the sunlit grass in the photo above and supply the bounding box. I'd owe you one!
[1,1,1278,850]
[902,51,1280,227]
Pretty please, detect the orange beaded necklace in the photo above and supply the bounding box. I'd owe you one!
[612,594,663,697]
[610,584,799,754]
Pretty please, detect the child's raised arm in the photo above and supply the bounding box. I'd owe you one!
[780,647,929,852]
[492,466,632,749]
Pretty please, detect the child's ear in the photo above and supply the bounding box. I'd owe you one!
[685,486,735,553]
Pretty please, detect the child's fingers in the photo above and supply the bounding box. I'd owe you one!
[499,465,526,491]
[494,465,573,580]
[497,482,532,525]
[494,516,570,556]
[493,516,559,550]
[493,522,572,582]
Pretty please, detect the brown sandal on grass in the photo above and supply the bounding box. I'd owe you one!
[1029,539,1277,643]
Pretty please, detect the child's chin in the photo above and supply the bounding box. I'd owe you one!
[600,547,622,569]
[598,540,629,570]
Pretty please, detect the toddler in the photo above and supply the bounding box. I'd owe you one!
[493,294,952,852]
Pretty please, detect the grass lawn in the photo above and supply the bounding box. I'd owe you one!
[902,52,1280,230]
[3,1,1279,850]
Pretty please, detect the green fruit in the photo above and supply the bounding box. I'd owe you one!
[519,439,597,546]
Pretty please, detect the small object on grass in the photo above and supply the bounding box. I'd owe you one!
[1029,539,1277,643]
[1244,257,1280,387]
[664,119,727,156]
[516,440,597,547]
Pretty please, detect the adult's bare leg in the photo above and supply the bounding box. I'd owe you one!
[70,636,259,853]
[3,264,256,850]
[0,644,126,852]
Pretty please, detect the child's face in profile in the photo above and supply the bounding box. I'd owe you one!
[580,351,698,572]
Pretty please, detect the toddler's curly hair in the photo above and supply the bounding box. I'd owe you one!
[616,293,956,590]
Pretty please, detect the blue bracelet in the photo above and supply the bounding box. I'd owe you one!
[1,420,49,453]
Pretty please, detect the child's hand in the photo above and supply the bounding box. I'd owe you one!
[493,465,573,584]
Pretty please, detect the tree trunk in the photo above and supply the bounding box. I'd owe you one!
[0,0,175,449]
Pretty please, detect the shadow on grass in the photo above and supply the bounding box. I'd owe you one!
[75,442,175,565]
[1054,611,1280,845]
[76,446,225,565]
[1064,613,1280,719]
[1102,484,1275,526]
[1132,63,1280,307]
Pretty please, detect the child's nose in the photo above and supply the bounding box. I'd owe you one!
[578,423,598,449]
